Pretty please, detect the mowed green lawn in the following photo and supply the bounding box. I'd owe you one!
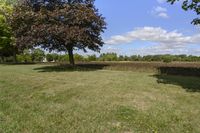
[0,64,200,133]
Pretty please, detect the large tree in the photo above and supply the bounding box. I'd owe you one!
[0,0,15,62]
[167,0,200,25]
[10,0,106,65]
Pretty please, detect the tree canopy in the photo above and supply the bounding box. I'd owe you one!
[167,0,200,25]
[10,0,106,65]
[0,0,15,60]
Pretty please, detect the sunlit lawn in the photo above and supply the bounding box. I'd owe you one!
[0,64,200,133]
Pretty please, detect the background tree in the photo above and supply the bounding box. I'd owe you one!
[167,0,200,25]
[88,54,97,61]
[31,48,45,62]
[99,53,118,61]
[10,0,106,65]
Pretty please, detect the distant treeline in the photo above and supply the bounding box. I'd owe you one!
[1,49,200,63]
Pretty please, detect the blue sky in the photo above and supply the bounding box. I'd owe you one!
[80,0,200,56]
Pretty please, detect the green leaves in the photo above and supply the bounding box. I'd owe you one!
[167,0,200,25]
[0,0,14,57]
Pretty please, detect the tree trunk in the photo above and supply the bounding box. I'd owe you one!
[0,56,4,63]
[13,48,17,64]
[67,46,75,66]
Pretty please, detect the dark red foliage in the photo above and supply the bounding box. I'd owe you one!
[10,1,106,65]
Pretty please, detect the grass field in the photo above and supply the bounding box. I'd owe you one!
[0,63,200,133]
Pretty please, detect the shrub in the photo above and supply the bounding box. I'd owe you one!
[58,55,69,62]
[32,49,45,62]
[74,54,84,62]
[46,54,54,62]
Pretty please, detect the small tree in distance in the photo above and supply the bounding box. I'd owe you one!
[31,49,45,62]
[10,0,106,66]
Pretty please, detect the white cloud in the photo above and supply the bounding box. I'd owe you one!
[151,6,169,19]
[155,6,167,12]
[157,0,166,4]
[105,27,200,50]
[158,12,169,18]
[105,46,120,53]
[130,46,200,56]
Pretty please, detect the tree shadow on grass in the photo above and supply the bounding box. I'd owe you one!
[33,63,110,72]
[153,67,200,92]
[158,67,200,77]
